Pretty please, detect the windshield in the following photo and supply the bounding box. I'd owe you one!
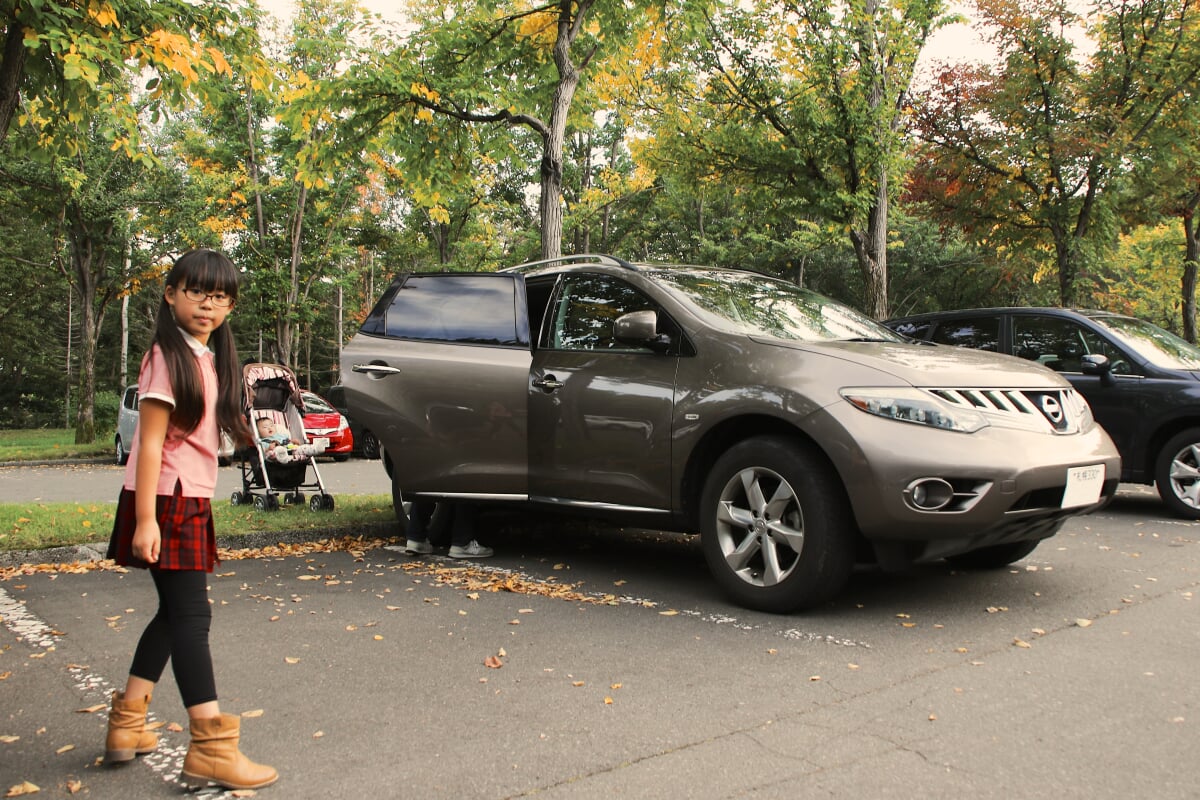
[650,268,904,343]
[303,393,336,414]
[1095,315,1200,371]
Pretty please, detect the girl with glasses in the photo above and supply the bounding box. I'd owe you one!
[103,249,278,791]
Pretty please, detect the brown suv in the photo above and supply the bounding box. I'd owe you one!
[341,256,1120,612]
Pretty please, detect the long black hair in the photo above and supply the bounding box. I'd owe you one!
[151,249,253,448]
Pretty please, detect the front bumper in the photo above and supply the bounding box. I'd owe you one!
[811,402,1122,550]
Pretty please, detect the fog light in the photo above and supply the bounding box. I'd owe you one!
[906,478,955,511]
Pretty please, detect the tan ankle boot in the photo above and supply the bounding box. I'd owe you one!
[104,690,158,764]
[180,713,278,790]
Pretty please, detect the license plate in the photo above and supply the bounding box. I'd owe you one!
[1061,464,1105,508]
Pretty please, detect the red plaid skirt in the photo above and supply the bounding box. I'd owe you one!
[106,483,218,572]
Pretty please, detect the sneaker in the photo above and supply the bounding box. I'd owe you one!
[448,540,493,558]
[405,539,433,555]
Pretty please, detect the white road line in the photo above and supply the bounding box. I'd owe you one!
[0,586,232,796]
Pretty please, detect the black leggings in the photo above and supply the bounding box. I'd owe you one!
[129,569,217,708]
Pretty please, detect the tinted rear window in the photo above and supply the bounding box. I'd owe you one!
[382,274,527,346]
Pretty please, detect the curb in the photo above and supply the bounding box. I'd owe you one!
[0,458,115,469]
[0,522,399,569]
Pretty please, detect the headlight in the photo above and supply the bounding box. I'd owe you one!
[841,388,988,433]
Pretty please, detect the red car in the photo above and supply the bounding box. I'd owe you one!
[300,390,354,461]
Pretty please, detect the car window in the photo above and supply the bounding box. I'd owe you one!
[122,387,138,410]
[303,393,335,414]
[930,316,1000,351]
[382,274,527,347]
[651,268,902,342]
[1094,314,1200,371]
[549,274,660,352]
[889,320,933,340]
[1013,316,1135,374]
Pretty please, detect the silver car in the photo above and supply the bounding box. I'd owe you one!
[342,256,1120,612]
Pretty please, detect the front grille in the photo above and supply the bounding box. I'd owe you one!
[928,387,1089,434]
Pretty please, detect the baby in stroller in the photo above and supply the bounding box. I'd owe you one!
[255,415,325,464]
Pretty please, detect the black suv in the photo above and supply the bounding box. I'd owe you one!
[886,307,1200,519]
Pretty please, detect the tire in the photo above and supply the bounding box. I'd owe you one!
[323,494,335,511]
[115,436,128,466]
[310,494,325,512]
[253,495,267,511]
[945,540,1040,569]
[1154,428,1200,520]
[700,436,854,613]
[360,430,381,460]
[333,454,350,463]
[230,491,243,507]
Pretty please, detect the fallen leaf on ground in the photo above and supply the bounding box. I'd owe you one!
[65,780,82,794]
[0,735,18,744]
[241,709,264,718]
[285,657,300,665]
[1013,638,1032,648]
[56,745,74,755]
[167,722,184,732]
[5,782,39,797]
[659,610,678,616]
[484,656,503,669]
[1075,618,1093,628]
[76,705,105,714]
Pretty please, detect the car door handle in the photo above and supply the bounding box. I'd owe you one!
[352,364,402,376]
[532,376,564,391]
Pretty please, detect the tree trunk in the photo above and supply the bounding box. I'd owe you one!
[1183,201,1199,343]
[0,20,27,146]
[849,175,890,320]
[277,182,308,369]
[66,219,111,446]
[539,4,590,260]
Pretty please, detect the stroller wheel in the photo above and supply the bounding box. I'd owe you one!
[324,494,335,511]
[253,495,267,510]
[230,491,243,507]
[289,492,305,506]
[310,494,334,512]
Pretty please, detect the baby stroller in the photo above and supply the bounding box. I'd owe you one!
[230,363,335,512]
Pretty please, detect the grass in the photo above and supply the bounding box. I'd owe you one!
[0,493,396,553]
[0,428,113,462]
[1,430,399,554]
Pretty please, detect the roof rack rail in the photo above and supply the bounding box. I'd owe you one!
[499,253,636,273]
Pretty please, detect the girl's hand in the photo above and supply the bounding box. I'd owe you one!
[132,521,161,564]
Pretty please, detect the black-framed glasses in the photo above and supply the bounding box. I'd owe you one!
[181,287,234,307]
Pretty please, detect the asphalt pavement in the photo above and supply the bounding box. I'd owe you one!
[0,468,1197,798]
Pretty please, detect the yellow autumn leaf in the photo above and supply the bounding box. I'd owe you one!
[241,709,264,718]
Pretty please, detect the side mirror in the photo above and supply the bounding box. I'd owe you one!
[614,310,671,353]
[1080,353,1115,387]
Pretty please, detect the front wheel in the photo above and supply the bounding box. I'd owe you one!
[115,436,129,466]
[700,437,854,613]
[1154,428,1200,520]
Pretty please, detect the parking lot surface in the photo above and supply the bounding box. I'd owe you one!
[1,476,1197,798]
